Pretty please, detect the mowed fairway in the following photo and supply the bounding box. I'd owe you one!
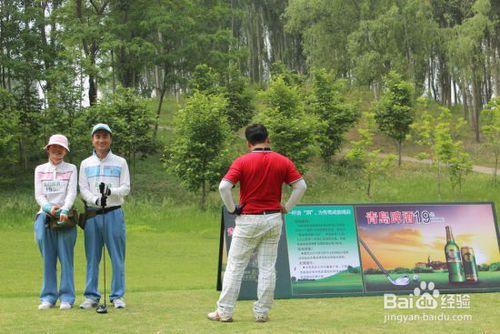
[0,225,498,333]
[1,162,499,333]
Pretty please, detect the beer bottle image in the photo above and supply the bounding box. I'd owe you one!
[444,226,465,283]
[461,247,479,283]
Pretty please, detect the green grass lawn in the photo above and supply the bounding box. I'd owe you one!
[0,154,498,333]
[0,226,498,334]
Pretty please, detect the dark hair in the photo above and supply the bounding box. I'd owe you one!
[245,124,268,145]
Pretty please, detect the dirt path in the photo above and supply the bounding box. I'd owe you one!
[379,153,496,175]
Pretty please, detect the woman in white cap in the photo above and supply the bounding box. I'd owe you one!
[34,134,78,310]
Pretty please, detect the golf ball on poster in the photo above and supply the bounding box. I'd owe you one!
[412,274,420,282]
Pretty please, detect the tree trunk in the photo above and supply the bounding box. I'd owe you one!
[427,59,432,98]
[459,78,469,121]
[154,85,167,139]
[484,34,493,101]
[430,58,438,101]
[494,152,498,185]
[438,54,451,107]
[495,43,500,97]
[437,158,441,198]
[19,138,28,171]
[470,64,482,142]
[367,175,371,198]
[132,151,136,185]
[200,180,207,210]
[453,80,459,105]
[111,49,116,93]
[397,140,402,167]
[89,74,97,106]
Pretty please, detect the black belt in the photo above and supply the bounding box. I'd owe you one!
[242,210,281,215]
[94,206,121,215]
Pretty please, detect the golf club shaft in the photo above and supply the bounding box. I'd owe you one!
[358,237,389,275]
[103,227,106,307]
[100,183,107,308]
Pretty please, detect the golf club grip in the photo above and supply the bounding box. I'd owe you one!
[358,237,389,275]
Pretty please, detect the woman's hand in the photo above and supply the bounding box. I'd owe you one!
[59,209,69,222]
[50,205,61,217]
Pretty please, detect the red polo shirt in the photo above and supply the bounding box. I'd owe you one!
[223,149,302,214]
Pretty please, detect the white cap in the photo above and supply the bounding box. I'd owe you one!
[92,123,112,136]
[44,134,70,152]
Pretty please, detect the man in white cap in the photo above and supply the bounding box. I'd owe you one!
[79,123,130,309]
[34,134,78,310]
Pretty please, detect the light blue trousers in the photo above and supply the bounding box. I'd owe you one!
[34,213,77,305]
[83,208,126,302]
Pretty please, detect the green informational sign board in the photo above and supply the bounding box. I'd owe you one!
[285,205,363,296]
[217,203,500,299]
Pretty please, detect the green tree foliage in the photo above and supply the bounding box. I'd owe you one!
[164,92,231,209]
[144,0,240,136]
[348,1,435,95]
[412,100,472,193]
[285,0,360,78]
[481,98,500,183]
[189,64,222,95]
[58,0,112,105]
[223,63,255,132]
[257,75,319,172]
[0,1,46,169]
[41,53,88,163]
[308,68,358,166]
[374,71,415,166]
[447,0,495,142]
[86,87,156,175]
[286,0,435,95]
[0,89,20,169]
[270,62,304,86]
[346,111,396,198]
[189,63,255,132]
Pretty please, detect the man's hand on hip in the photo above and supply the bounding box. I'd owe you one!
[231,204,244,215]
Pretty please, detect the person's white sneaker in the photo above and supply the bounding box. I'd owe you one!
[60,302,72,310]
[38,301,53,310]
[255,313,269,322]
[113,298,126,309]
[207,310,233,322]
[79,298,98,309]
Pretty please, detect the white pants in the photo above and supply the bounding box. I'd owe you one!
[217,213,282,317]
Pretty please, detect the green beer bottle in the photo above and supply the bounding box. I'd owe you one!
[461,247,479,283]
[445,226,465,283]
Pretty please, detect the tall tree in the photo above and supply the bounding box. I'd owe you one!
[481,97,500,183]
[258,75,319,172]
[164,92,231,209]
[308,68,358,167]
[374,71,415,166]
[447,0,495,141]
[60,0,111,105]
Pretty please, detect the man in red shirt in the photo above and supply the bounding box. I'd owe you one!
[208,124,307,323]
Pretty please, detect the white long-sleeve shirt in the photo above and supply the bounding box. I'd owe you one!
[34,161,78,212]
[218,178,307,213]
[79,150,130,208]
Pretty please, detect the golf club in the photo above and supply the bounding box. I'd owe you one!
[358,237,410,286]
[96,182,108,314]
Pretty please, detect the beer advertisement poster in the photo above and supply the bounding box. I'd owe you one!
[355,203,500,294]
[218,203,500,299]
